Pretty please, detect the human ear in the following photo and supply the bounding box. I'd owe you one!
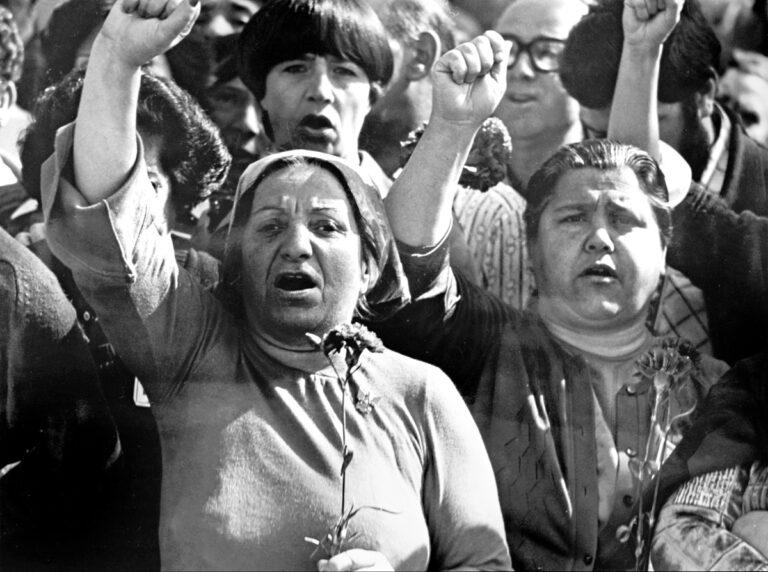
[695,76,717,120]
[359,255,377,295]
[405,31,441,82]
[0,81,16,127]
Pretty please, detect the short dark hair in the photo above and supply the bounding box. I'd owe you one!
[524,139,672,247]
[373,0,457,54]
[20,68,230,212]
[560,0,721,109]
[237,0,393,103]
[0,6,24,84]
[42,0,114,86]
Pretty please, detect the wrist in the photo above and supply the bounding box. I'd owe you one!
[622,40,663,63]
[424,115,480,147]
[90,32,147,74]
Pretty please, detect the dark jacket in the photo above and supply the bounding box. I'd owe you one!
[669,186,768,365]
[0,227,120,570]
[718,105,768,217]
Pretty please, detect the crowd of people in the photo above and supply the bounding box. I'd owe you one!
[2,0,768,570]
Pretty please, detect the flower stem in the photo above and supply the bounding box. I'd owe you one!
[341,370,350,516]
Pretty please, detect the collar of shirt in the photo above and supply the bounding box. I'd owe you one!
[699,103,731,195]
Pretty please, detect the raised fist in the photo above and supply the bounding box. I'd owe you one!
[430,31,509,132]
[98,0,200,68]
[623,0,684,49]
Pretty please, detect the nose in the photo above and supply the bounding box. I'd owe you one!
[307,64,334,104]
[280,222,313,260]
[229,100,260,138]
[584,226,615,253]
[204,14,236,38]
[508,50,535,80]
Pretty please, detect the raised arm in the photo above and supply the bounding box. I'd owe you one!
[73,0,198,202]
[608,0,683,160]
[385,32,508,247]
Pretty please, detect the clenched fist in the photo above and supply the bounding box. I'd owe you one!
[430,31,509,132]
[98,0,200,68]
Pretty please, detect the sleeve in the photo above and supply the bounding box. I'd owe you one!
[372,229,514,398]
[41,122,228,400]
[421,371,512,570]
[651,466,768,571]
[668,185,768,364]
[453,184,532,310]
[1,232,120,565]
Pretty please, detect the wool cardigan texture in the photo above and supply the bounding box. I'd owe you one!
[377,230,726,571]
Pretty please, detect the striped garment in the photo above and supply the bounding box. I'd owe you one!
[453,182,533,311]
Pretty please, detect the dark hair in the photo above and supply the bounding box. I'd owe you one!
[0,6,24,83]
[209,34,241,89]
[524,139,672,247]
[237,0,393,104]
[560,0,721,109]
[373,0,457,53]
[20,68,230,212]
[220,155,382,318]
[42,0,114,86]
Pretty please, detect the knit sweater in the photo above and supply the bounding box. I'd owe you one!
[376,229,727,571]
[0,227,119,568]
[42,123,511,571]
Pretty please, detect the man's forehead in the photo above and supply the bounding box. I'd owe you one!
[495,0,588,40]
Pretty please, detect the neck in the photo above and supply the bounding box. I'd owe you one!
[510,121,584,190]
[246,329,330,373]
[538,297,651,360]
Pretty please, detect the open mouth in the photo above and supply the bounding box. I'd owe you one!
[275,272,318,291]
[299,115,336,131]
[581,263,619,280]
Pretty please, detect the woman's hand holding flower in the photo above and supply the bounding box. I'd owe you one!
[318,549,394,572]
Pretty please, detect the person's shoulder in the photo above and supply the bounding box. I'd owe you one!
[365,346,452,388]
[696,352,731,390]
[0,228,75,333]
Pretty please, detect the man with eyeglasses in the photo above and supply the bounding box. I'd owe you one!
[492,0,589,197]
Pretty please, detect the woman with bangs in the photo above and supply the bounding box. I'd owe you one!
[236,0,394,195]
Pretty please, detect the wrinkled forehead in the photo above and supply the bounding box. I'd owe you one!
[495,0,588,40]
[250,164,350,207]
[546,167,656,216]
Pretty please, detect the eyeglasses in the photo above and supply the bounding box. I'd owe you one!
[503,34,566,73]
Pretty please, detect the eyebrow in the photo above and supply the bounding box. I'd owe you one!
[250,204,346,215]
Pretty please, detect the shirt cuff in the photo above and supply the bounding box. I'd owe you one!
[42,121,160,284]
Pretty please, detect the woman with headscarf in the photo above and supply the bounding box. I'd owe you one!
[40,1,511,570]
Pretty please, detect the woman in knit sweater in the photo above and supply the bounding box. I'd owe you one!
[376,0,727,569]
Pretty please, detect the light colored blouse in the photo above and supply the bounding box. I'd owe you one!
[42,124,511,571]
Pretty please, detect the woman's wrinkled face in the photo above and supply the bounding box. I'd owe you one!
[259,54,372,162]
[532,167,666,331]
[240,164,368,344]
